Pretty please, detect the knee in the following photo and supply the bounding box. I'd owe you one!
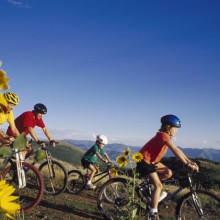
[166,169,172,178]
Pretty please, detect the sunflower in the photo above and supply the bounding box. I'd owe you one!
[0,69,10,90]
[131,152,143,163]
[110,168,118,177]
[123,147,130,157]
[116,154,128,167]
[0,180,20,219]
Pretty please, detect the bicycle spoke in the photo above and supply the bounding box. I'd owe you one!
[97,178,146,220]
[2,162,44,212]
[177,191,220,220]
[66,170,85,194]
[39,160,67,195]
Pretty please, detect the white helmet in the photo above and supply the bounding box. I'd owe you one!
[96,135,108,145]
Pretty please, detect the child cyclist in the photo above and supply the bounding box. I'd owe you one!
[81,134,111,189]
[136,115,199,220]
[0,92,20,146]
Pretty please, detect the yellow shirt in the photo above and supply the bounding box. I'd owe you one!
[0,111,14,125]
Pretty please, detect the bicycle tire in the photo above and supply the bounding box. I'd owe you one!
[97,177,146,220]
[1,162,44,213]
[176,190,220,220]
[66,169,86,194]
[38,160,68,195]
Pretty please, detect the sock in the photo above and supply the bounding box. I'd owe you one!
[150,208,158,215]
[87,180,91,185]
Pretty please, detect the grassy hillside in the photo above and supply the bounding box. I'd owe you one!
[30,140,85,171]
[32,140,220,190]
[50,141,85,166]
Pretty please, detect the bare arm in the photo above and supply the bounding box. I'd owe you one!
[95,152,108,163]
[103,152,111,163]
[167,140,199,171]
[28,127,39,142]
[42,127,53,141]
[8,121,20,137]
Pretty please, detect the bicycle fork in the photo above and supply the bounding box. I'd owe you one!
[46,150,55,178]
[15,149,26,188]
[45,150,56,193]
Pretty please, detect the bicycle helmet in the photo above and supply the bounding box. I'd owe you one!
[96,135,108,145]
[34,103,47,114]
[3,92,19,105]
[161,114,181,128]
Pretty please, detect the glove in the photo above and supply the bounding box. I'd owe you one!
[50,140,55,145]
[37,140,45,146]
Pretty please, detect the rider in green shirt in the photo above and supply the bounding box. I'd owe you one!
[81,135,111,189]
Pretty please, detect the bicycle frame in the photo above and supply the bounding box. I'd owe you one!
[0,146,26,188]
[44,147,56,178]
[86,165,112,185]
[15,149,26,188]
[161,173,195,204]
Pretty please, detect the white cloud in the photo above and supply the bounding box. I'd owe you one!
[6,0,32,8]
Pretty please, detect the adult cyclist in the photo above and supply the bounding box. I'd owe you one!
[7,103,56,148]
[0,92,20,146]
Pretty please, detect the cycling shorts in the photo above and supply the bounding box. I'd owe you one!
[81,158,93,169]
[136,160,157,178]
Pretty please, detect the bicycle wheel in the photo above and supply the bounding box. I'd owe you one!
[38,160,68,195]
[1,162,44,213]
[97,177,146,220]
[176,190,220,220]
[66,169,85,194]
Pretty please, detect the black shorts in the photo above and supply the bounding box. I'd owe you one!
[81,158,93,169]
[136,160,156,178]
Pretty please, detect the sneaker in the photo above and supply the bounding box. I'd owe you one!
[86,183,96,190]
[159,190,168,202]
[149,212,159,220]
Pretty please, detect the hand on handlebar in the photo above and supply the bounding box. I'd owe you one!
[49,140,56,147]
[187,162,199,172]
[37,140,46,148]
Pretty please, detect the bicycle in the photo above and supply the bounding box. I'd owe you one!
[66,163,116,202]
[0,137,44,213]
[30,141,68,196]
[97,167,220,220]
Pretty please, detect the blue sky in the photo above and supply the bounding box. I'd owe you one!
[1,0,220,149]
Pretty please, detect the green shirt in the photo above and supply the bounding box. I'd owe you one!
[82,144,105,163]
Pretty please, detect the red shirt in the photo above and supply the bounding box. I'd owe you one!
[140,132,171,164]
[7,111,45,136]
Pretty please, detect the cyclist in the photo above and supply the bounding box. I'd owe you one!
[136,114,199,220]
[81,134,111,189]
[7,103,56,148]
[0,92,20,146]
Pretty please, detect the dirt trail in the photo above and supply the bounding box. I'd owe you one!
[24,190,104,220]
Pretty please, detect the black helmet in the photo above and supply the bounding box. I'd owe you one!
[34,103,47,114]
[161,114,181,128]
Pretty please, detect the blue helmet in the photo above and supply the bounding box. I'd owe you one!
[34,103,47,114]
[161,115,181,128]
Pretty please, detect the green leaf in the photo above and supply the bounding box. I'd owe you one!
[35,147,46,162]
[13,133,27,150]
[0,146,11,158]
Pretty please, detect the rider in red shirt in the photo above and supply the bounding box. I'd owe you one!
[136,115,199,220]
[7,103,55,147]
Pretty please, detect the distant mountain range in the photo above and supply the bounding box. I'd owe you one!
[63,139,220,162]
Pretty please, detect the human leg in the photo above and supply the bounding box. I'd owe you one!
[154,162,172,181]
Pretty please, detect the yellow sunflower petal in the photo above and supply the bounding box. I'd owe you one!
[131,152,143,163]
[0,92,8,106]
[5,213,15,219]
[0,69,6,77]
[123,147,130,157]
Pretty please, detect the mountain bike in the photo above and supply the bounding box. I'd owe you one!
[97,167,220,220]
[0,140,44,213]
[66,163,116,202]
[35,141,68,195]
